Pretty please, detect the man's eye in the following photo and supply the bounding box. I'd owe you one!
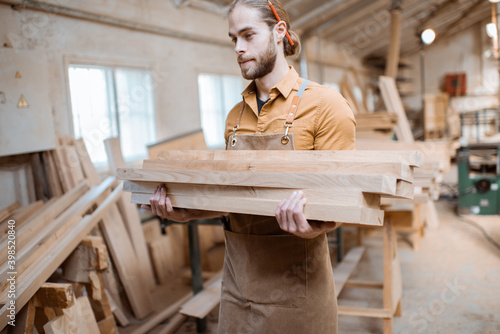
[246,33,253,39]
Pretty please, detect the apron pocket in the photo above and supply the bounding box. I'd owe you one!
[224,230,308,307]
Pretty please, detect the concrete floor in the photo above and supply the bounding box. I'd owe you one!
[155,166,500,334]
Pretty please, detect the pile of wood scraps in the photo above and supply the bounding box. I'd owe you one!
[117,150,422,226]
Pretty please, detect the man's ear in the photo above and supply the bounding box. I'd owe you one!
[274,21,287,43]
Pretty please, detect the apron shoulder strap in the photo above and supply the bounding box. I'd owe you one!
[285,79,310,125]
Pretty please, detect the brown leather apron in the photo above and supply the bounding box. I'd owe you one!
[218,81,338,334]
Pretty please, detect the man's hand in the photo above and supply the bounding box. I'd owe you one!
[275,190,338,239]
[141,186,194,223]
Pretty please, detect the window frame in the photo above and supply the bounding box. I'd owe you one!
[63,55,157,166]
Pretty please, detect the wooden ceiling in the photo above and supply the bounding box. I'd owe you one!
[198,0,493,59]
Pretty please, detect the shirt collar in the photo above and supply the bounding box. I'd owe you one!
[240,66,299,99]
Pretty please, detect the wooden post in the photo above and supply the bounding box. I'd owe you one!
[385,1,403,79]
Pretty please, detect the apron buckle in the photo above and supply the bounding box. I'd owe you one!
[281,135,290,145]
[231,137,238,147]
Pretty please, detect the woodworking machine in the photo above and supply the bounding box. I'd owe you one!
[457,144,500,215]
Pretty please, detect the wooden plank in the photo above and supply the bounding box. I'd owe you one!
[125,181,381,208]
[32,283,75,309]
[30,152,48,201]
[8,299,36,334]
[157,314,188,334]
[0,180,108,291]
[104,136,157,290]
[99,204,153,319]
[147,130,207,159]
[179,277,221,319]
[118,168,401,197]
[43,302,91,334]
[143,159,413,182]
[0,183,90,278]
[0,179,123,330]
[106,290,130,327]
[10,200,44,223]
[97,316,119,334]
[379,76,414,143]
[63,145,86,187]
[53,143,74,192]
[76,296,100,334]
[0,202,20,223]
[74,139,101,186]
[157,150,422,167]
[104,138,126,173]
[333,247,366,297]
[338,306,391,318]
[131,192,384,225]
[425,198,440,229]
[42,151,63,197]
[142,220,162,244]
[116,192,157,289]
[148,235,176,285]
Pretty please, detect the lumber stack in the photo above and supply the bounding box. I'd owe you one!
[355,111,398,132]
[356,138,451,196]
[117,150,421,226]
[0,139,159,332]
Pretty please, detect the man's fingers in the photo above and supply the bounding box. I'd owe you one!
[293,198,310,233]
[141,204,152,211]
[285,191,303,232]
[166,196,174,214]
[158,187,168,217]
[149,186,159,215]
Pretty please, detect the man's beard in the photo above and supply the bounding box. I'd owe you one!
[239,36,277,80]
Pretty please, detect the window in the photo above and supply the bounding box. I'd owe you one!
[198,73,244,148]
[68,65,156,166]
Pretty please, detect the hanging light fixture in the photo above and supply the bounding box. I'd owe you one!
[487,22,498,38]
[421,28,436,45]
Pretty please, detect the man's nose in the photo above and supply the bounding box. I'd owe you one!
[235,39,246,55]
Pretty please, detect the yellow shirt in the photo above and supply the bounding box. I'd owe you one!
[224,66,356,151]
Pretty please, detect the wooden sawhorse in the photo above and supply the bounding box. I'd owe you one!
[334,218,402,334]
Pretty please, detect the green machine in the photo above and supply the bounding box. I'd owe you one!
[457,144,500,215]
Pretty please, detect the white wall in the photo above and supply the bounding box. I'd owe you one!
[404,20,500,111]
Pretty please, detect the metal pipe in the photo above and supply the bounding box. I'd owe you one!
[0,0,232,48]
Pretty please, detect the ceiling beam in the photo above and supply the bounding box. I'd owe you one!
[402,1,489,55]
[415,0,460,33]
[332,0,425,58]
[293,0,355,31]
[315,0,389,37]
[332,0,423,45]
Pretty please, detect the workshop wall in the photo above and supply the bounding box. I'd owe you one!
[404,20,499,112]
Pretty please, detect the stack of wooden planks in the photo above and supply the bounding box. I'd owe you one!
[356,139,452,228]
[117,150,421,226]
[0,139,158,332]
[355,111,398,133]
